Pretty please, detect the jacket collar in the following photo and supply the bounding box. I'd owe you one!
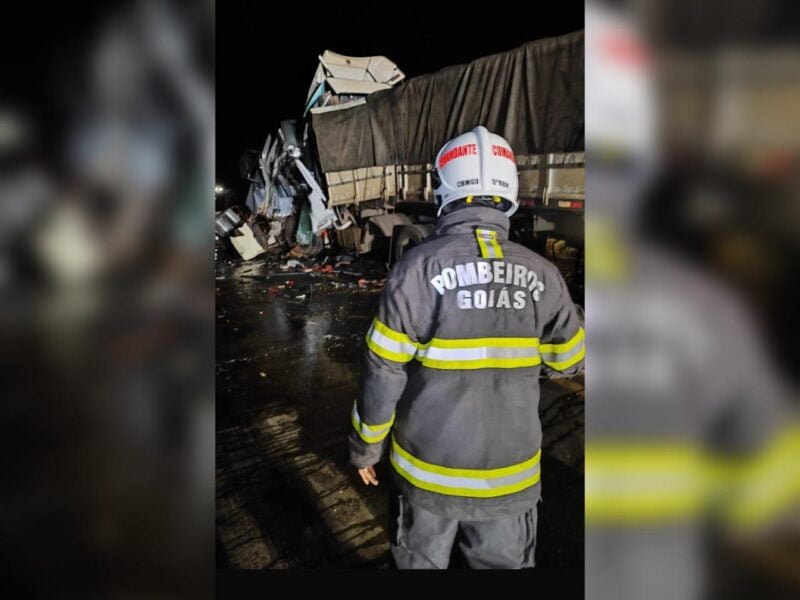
[434,205,510,239]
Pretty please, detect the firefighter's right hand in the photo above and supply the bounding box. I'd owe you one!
[358,465,379,486]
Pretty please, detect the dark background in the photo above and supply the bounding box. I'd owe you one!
[216,1,584,189]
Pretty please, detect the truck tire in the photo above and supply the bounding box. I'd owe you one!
[394,224,434,263]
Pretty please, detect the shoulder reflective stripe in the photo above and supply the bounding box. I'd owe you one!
[351,401,395,444]
[489,237,503,259]
[372,319,418,348]
[476,233,491,258]
[366,319,417,363]
[475,228,503,259]
[541,328,585,371]
[366,334,415,363]
[390,437,540,498]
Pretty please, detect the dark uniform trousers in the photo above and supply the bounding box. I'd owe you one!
[389,493,538,569]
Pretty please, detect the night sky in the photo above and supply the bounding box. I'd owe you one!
[1,2,583,189]
[217,1,584,190]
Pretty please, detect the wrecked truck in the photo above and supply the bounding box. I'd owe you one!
[233,31,584,298]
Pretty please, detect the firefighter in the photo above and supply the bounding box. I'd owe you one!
[348,126,585,569]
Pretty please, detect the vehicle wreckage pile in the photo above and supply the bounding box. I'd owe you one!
[215,33,585,304]
[215,50,407,263]
[215,233,389,304]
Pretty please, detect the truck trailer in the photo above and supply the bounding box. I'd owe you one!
[231,30,585,300]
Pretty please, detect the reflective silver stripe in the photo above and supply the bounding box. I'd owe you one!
[540,328,585,370]
[390,437,541,497]
[413,338,541,369]
[417,345,538,362]
[475,228,503,259]
[368,326,417,356]
[366,320,417,363]
[540,340,584,364]
[351,402,394,443]
[391,451,538,490]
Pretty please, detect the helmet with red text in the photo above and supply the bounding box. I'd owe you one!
[432,125,519,217]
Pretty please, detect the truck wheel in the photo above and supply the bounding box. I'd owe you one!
[394,224,434,263]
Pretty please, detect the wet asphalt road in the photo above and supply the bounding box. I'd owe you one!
[216,244,584,569]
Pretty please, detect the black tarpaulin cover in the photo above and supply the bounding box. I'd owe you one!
[311,30,584,172]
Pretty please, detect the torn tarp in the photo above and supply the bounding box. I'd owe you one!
[310,31,584,172]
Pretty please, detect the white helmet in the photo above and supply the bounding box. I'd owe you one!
[432,125,519,217]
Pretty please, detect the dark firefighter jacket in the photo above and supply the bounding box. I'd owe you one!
[349,205,584,520]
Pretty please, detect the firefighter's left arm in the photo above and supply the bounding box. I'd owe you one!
[707,298,800,537]
[349,272,423,470]
[539,268,585,377]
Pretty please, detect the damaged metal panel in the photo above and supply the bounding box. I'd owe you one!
[316,50,404,84]
[310,98,366,115]
[365,213,412,238]
[229,223,267,260]
[279,119,301,149]
[325,78,392,96]
[516,154,545,200]
[215,207,243,237]
[544,167,585,203]
[334,213,413,255]
[292,158,335,233]
[304,50,405,113]
[325,165,397,206]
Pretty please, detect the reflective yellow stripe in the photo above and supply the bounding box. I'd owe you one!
[365,319,575,371]
[390,454,541,498]
[413,336,541,370]
[418,356,541,370]
[392,437,540,478]
[721,426,800,529]
[540,327,585,354]
[489,237,503,258]
[365,318,417,363]
[351,401,395,444]
[587,443,703,470]
[476,235,491,258]
[421,337,539,349]
[541,327,585,371]
[587,495,706,523]
[586,442,709,524]
[586,433,800,526]
[543,345,585,371]
[475,228,503,259]
[366,335,414,363]
[390,437,541,498]
[372,319,417,347]
[351,413,393,443]
[363,417,395,433]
